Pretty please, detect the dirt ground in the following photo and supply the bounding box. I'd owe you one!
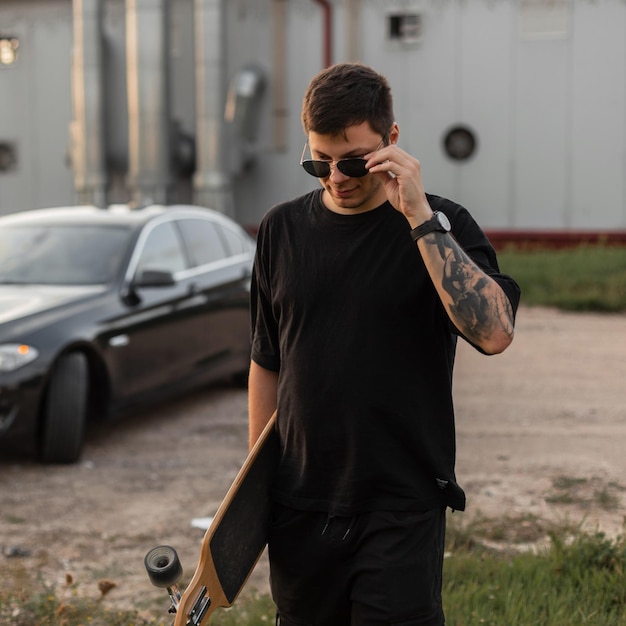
[1,306,625,621]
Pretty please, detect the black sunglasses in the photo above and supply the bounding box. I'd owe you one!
[300,140,385,178]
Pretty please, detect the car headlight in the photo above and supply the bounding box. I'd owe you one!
[0,344,40,372]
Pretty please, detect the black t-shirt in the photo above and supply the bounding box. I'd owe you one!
[251,189,520,515]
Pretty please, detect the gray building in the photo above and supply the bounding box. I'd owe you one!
[1,0,626,234]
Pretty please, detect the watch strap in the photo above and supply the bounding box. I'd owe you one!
[410,214,448,241]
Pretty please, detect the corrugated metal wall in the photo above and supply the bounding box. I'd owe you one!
[0,0,74,212]
[1,0,625,232]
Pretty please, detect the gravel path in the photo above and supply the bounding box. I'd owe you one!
[1,306,624,620]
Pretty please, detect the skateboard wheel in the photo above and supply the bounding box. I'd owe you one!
[144,545,183,588]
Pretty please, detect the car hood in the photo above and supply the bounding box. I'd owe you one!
[0,284,108,325]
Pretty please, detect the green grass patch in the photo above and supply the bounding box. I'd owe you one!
[496,245,626,312]
[4,524,626,625]
[545,475,624,510]
[0,576,160,626]
[443,529,626,625]
[208,592,276,625]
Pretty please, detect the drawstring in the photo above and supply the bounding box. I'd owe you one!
[342,516,356,540]
[321,513,356,540]
[321,513,335,536]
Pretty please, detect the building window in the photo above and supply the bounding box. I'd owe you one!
[0,37,19,66]
[388,13,422,44]
[520,0,570,40]
[0,143,17,172]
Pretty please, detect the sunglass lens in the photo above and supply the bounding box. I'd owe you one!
[336,158,369,177]
[301,158,369,178]
[302,160,331,178]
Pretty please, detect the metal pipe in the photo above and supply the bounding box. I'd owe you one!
[193,0,234,216]
[272,0,288,151]
[345,0,362,62]
[126,0,172,207]
[314,0,332,68]
[70,0,106,207]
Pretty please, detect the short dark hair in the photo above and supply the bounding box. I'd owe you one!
[301,63,395,139]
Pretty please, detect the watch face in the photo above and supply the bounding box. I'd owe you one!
[435,211,451,232]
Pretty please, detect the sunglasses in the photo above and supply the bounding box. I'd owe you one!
[300,140,385,178]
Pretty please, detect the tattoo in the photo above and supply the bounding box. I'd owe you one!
[425,234,514,345]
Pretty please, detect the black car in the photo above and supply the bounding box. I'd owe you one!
[0,204,255,463]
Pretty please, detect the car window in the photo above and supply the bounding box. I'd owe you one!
[176,218,227,267]
[0,225,131,285]
[135,222,188,276]
[219,225,248,256]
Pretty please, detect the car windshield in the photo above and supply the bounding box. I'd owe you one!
[0,224,132,285]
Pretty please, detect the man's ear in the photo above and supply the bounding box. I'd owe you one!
[388,122,400,145]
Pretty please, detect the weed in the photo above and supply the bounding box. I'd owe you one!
[595,487,620,511]
[545,475,624,511]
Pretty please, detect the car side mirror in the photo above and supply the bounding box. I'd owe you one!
[133,269,176,288]
[121,269,176,306]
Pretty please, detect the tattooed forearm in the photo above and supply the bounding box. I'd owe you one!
[423,233,515,351]
[442,246,490,338]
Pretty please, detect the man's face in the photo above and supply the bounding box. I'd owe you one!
[307,122,392,215]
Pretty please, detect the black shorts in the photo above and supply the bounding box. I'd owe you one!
[268,504,447,626]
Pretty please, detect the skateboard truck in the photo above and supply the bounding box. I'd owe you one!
[185,586,212,625]
[145,545,213,625]
[144,546,185,615]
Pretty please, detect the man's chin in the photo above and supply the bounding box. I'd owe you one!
[330,199,366,213]
[323,187,380,214]
[336,200,363,210]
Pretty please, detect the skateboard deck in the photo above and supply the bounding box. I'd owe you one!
[146,412,279,625]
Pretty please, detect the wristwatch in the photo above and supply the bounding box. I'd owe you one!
[410,211,451,241]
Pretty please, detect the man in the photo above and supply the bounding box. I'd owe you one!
[249,63,520,625]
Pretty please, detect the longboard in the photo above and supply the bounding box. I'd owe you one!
[145,412,279,625]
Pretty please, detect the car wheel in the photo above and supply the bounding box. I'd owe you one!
[40,352,89,464]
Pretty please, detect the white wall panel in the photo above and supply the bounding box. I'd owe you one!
[513,37,570,229]
[569,2,626,229]
[456,1,517,227]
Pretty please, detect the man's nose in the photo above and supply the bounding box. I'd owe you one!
[328,162,350,181]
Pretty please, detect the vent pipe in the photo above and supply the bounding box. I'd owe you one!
[70,0,106,207]
[125,0,172,207]
[272,0,288,151]
[193,0,234,216]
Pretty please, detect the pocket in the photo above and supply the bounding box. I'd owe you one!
[269,503,312,532]
[391,618,442,626]
[379,508,436,528]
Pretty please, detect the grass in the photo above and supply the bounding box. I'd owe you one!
[442,529,626,625]
[496,244,626,312]
[3,520,626,625]
[0,577,273,626]
[0,576,158,626]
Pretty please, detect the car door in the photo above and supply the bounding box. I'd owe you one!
[103,218,202,399]
[175,216,252,378]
